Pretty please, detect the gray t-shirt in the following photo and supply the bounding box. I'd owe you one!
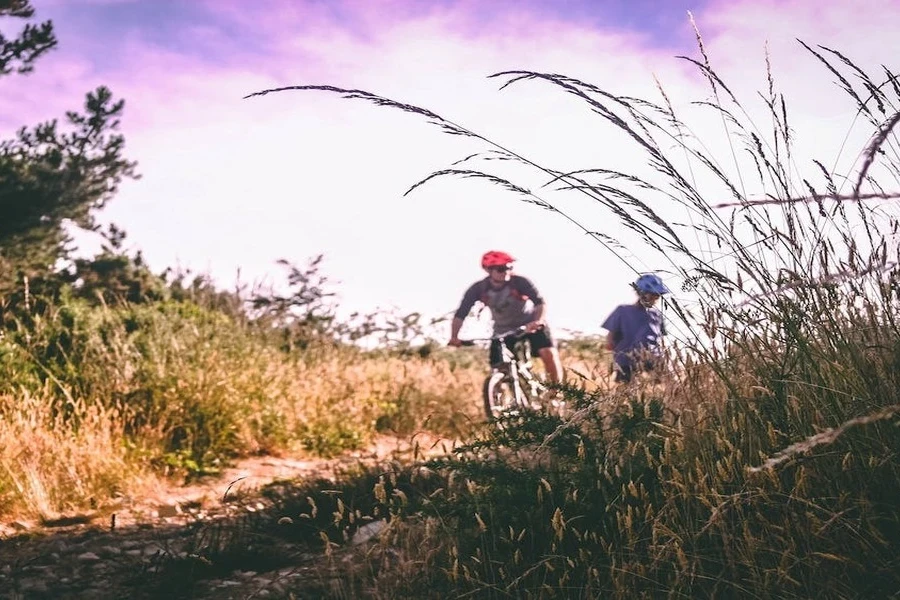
[454,275,544,334]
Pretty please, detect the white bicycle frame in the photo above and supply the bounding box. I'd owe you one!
[463,326,545,413]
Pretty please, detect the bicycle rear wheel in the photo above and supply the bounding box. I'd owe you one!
[483,371,517,419]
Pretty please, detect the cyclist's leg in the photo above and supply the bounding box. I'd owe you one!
[528,327,562,384]
[504,336,520,362]
[613,356,634,384]
[489,339,504,368]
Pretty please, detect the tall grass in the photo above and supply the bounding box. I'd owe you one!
[0,390,150,521]
[0,293,487,521]
[244,36,900,599]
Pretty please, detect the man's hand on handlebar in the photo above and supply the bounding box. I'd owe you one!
[524,320,545,334]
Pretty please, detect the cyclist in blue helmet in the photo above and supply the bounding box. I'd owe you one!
[601,273,671,383]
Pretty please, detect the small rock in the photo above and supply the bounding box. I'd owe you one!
[156,504,182,518]
[78,551,102,563]
[269,580,287,594]
[351,520,387,545]
[20,580,49,593]
[101,545,123,557]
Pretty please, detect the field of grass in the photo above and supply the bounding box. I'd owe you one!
[0,294,500,521]
[1,31,898,599]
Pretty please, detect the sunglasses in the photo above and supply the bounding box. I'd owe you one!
[490,265,513,272]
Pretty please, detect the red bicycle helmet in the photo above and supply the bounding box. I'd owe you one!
[481,250,515,269]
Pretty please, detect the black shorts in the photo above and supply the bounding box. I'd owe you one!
[489,326,555,367]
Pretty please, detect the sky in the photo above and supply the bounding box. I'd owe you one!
[3,0,900,342]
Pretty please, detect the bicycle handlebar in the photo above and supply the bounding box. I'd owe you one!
[456,325,531,346]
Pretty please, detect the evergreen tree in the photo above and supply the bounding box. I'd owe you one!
[0,0,138,292]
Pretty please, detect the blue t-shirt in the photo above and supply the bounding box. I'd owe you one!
[601,304,665,365]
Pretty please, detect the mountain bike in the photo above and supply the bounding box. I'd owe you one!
[460,326,551,420]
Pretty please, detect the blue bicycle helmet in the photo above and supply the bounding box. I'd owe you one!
[633,273,670,295]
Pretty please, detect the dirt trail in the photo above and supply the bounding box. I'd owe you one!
[0,433,457,599]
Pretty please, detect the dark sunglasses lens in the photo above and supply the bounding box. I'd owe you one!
[492,265,511,272]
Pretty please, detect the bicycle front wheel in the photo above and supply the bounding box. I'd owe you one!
[483,371,517,419]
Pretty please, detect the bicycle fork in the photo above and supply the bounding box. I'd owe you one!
[506,362,529,409]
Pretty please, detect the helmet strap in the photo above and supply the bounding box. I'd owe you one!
[638,292,657,308]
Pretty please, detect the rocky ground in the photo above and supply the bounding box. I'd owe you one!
[0,434,455,599]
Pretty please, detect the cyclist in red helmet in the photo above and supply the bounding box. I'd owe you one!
[448,251,563,384]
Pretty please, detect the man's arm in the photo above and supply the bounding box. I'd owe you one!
[449,282,481,346]
[514,275,545,306]
[448,316,465,346]
[526,302,546,332]
[602,307,621,350]
[514,276,547,332]
[606,331,620,351]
